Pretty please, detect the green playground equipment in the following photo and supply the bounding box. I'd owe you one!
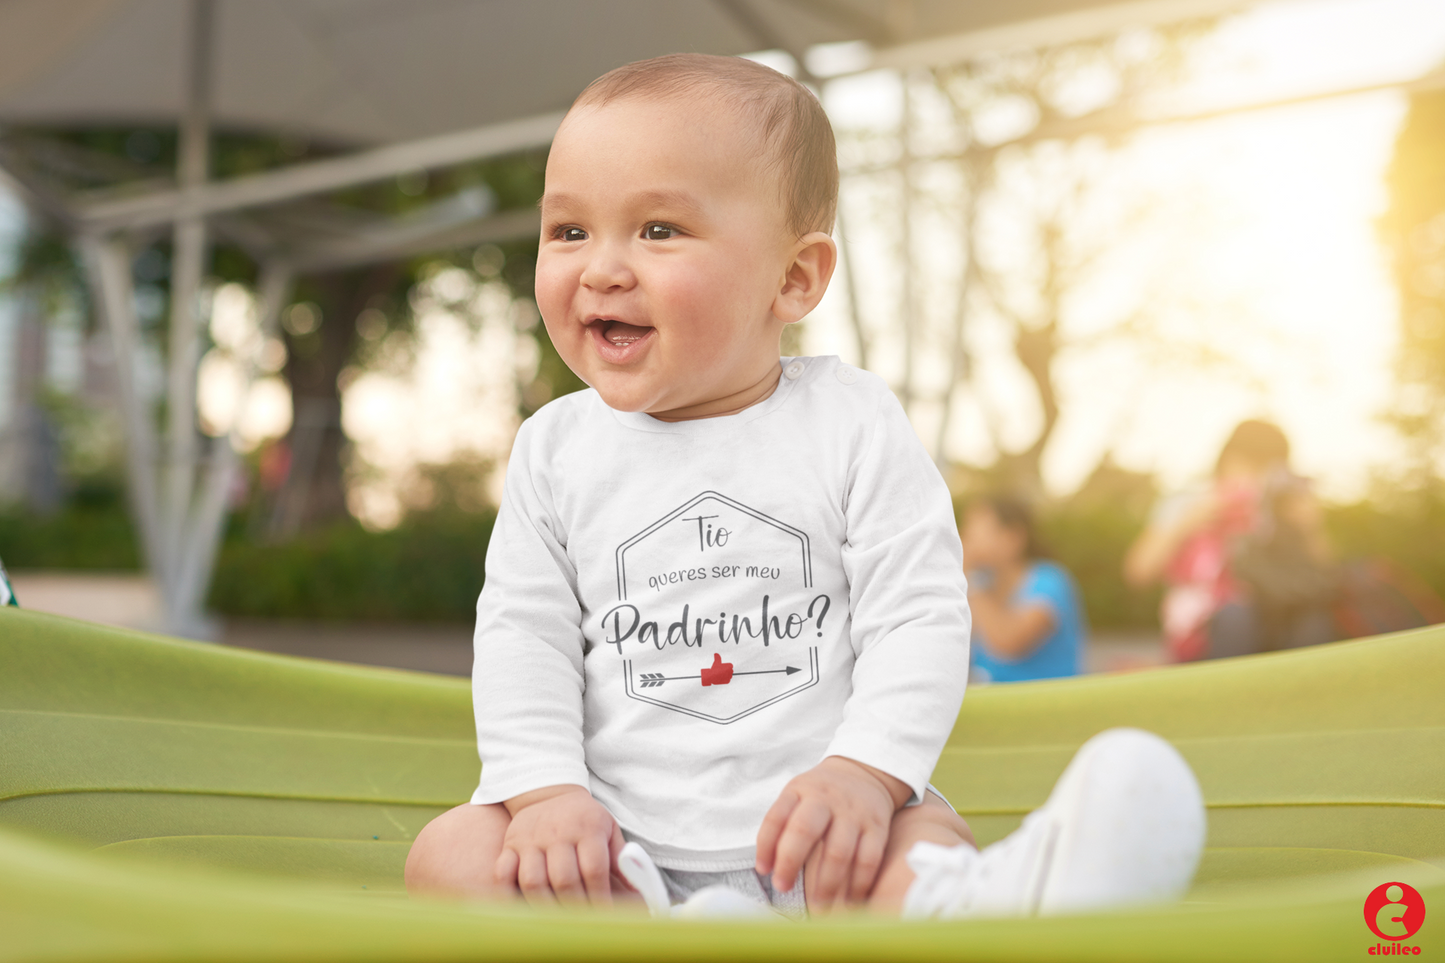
[1,606,1440,962]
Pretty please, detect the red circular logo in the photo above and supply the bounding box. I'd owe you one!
[1364,882,1426,941]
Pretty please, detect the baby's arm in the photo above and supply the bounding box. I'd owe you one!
[755,756,911,908]
[756,385,971,905]
[496,785,628,906]
[470,419,624,905]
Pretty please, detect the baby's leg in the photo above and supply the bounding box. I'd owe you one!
[404,802,512,899]
[866,793,974,914]
[801,792,973,915]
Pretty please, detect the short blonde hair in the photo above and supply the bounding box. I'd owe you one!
[571,53,838,236]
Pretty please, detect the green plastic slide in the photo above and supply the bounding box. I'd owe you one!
[1,606,1440,961]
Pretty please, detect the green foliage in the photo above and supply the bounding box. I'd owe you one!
[955,460,1162,630]
[952,492,1159,631]
[1380,87,1445,463]
[1037,503,1161,630]
[1323,491,1445,604]
[207,511,495,622]
[12,480,1444,629]
[0,495,141,571]
[5,232,84,303]
[39,389,126,485]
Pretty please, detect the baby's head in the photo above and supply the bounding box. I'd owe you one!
[537,54,839,420]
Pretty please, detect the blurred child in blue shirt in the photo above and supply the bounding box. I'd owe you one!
[960,496,1085,683]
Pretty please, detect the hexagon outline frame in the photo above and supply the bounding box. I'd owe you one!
[614,490,812,601]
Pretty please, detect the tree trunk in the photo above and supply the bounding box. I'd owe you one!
[271,263,398,535]
[1011,318,1060,492]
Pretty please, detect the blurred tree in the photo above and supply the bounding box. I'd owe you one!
[270,264,403,533]
[1380,83,1445,478]
[841,23,1217,497]
[3,129,573,537]
[263,149,581,533]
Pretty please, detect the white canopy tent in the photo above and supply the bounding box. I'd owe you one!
[0,0,1256,635]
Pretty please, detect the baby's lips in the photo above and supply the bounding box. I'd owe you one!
[599,319,653,341]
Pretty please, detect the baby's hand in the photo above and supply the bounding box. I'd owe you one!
[755,756,911,911]
[496,785,628,907]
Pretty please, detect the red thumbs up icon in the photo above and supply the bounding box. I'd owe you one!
[700,652,734,686]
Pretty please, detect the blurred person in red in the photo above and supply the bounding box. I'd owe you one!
[1124,420,1335,661]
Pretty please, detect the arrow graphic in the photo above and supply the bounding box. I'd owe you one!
[638,672,696,688]
[636,659,802,688]
[622,647,820,724]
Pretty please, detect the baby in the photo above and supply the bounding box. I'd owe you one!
[405,53,1204,918]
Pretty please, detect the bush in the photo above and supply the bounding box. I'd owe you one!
[208,511,495,622]
[0,497,141,571]
[1324,493,1445,603]
[1035,491,1445,633]
[1038,503,1160,631]
[16,478,1443,629]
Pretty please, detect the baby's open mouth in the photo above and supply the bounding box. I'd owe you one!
[594,319,653,346]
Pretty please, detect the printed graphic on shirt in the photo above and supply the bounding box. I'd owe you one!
[614,490,812,600]
[602,491,828,724]
[623,647,819,724]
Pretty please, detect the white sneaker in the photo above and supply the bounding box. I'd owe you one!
[616,842,776,919]
[903,728,1206,919]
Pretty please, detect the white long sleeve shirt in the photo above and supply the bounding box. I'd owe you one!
[471,356,971,870]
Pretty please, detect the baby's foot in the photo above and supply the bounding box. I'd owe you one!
[617,842,777,919]
[671,885,778,919]
[617,842,673,916]
[903,728,1206,919]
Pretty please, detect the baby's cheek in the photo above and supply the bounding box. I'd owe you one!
[658,273,754,348]
[534,271,585,358]
[533,261,570,322]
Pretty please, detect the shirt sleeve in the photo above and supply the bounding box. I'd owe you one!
[471,418,591,805]
[825,387,972,801]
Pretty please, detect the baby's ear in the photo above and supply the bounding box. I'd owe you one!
[774,232,837,324]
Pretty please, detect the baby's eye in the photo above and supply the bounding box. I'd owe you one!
[643,223,678,240]
[558,226,587,242]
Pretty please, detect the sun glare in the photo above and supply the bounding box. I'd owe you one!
[808,0,1445,500]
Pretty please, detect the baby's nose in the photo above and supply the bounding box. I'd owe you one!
[580,248,635,291]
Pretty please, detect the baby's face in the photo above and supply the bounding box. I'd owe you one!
[536,96,806,418]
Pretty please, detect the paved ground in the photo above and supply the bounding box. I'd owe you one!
[9,571,164,633]
[9,571,1165,678]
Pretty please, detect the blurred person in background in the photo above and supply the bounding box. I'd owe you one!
[960,495,1085,683]
[1124,419,1335,662]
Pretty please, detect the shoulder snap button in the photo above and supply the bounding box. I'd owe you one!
[784,361,805,380]
[836,365,859,385]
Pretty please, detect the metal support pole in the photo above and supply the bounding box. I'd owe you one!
[164,217,206,571]
[78,112,564,234]
[173,260,294,628]
[79,237,165,583]
[160,0,214,631]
